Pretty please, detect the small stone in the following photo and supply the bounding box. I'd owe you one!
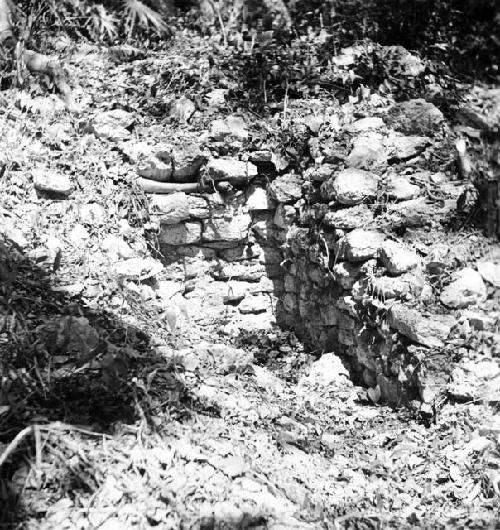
[346,133,387,171]
[304,164,335,183]
[114,257,163,280]
[388,99,445,135]
[338,229,385,262]
[156,143,206,183]
[171,96,195,123]
[387,176,421,201]
[187,195,209,218]
[389,304,455,348]
[299,352,350,389]
[323,204,374,230]
[388,136,428,161]
[137,156,173,181]
[160,222,202,245]
[69,224,89,245]
[332,262,363,289]
[206,158,257,183]
[440,268,487,309]
[379,241,421,275]
[101,234,135,259]
[93,109,134,141]
[33,169,72,197]
[268,174,303,203]
[246,187,274,211]
[321,168,378,205]
[477,261,500,288]
[238,295,269,314]
[345,117,385,133]
[150,192,190,224]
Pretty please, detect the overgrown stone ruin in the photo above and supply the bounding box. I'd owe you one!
[133,93,500,410]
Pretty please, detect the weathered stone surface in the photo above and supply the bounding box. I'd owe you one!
[345,117,385,133]
[159,222,202,245]
[213,262,266,282]
[370,272,425,300]
[346,133,387,171]
[156,143,206,182]
[210,115,249,141]
[274,204,296,229]
[321,168,378,205]
[440,268,487,309]
[246,187,274,211]
[477,261,500,288]
[93,109,134,141]
[203,214,252,242]
[388,136,428,161]
[388,304,455,347]
[388,99,445,135]
[114,257,163,280]
[387,176,421,201]
[206,159,258,183]
[385,197,454,228]
[338,229,385,262]
[137,157,172,181]
[186,195,209,219]
[323,204,374,230]
[268,174,303,203]
[304,164,335,183]
[151,192,190,224]
[238,295,269,314]
[379,241,421,275]
[101,234,135,259]
[33,170,72,197]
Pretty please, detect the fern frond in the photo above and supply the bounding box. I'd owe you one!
[90,4,118,42]
[123,0,167,35]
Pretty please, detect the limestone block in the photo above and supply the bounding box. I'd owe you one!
[160,222,202,245]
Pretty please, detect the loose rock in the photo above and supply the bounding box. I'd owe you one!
[440,268,487,309]
[321,168,378,205]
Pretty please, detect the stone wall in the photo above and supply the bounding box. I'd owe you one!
[144,99,497,408]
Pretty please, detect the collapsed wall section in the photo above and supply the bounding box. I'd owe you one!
[144,99,496,408]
